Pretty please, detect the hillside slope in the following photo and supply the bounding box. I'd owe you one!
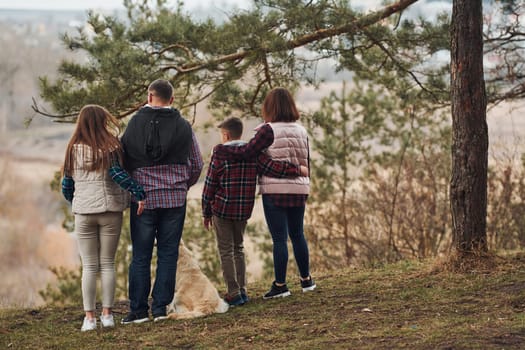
[1,254,525,349]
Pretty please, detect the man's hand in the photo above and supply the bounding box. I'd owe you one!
[300,165,309,177]
[137,201,145,216]
[203,217,212,230]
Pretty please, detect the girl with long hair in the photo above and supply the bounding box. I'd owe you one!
[61,105,146,331]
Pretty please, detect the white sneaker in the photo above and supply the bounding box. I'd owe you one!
[100,314,115,328]
[81,317,97,332]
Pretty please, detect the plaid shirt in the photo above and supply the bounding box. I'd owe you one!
[264,193,307,207]
[214,123,308,208]
[131,132,203,209]
[61,160,146,203]
[202,140,302,220]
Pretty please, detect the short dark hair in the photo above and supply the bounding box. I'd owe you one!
[148,79,174,102]
[218,117,243,139]
[262,87,300,122]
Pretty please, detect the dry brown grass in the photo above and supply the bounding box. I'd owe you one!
[435,249,499,274]
[2,253,525,349]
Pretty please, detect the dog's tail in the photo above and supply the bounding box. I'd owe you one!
[216,298,229,314]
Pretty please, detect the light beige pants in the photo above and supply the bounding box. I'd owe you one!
[75,211,122,311]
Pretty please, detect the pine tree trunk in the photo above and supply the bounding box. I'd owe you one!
[449,0,488,254]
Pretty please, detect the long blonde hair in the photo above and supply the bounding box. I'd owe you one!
[63,105,123,176]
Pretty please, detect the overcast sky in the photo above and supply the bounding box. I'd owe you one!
[0,0,250,11]
[0,0,451,21]
[0,0,388,11]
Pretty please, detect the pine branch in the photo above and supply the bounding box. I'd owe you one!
[173,0,419,75]
[34,0,420,121]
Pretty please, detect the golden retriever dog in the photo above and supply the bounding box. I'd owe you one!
[167,241,229,319]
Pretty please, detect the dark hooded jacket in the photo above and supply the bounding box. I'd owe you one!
[121,106,192,172]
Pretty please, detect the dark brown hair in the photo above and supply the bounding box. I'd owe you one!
[148,79,174,103]
[218,117,243,139]
[261,87,300,122]
[63,105,123,176]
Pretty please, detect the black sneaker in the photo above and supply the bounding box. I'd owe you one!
[153,313,168,322]
[263,282,291,299]
[224,293,245,306]
[301,276,317,292]
[121,311,149,324]
[152,307,168,322]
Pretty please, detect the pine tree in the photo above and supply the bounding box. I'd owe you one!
[36,0,525,269]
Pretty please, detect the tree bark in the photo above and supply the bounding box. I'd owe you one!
[450,0,488,253]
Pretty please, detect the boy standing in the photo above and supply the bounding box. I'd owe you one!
[202,117,306,306]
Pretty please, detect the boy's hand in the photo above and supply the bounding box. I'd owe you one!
[300,165,309,177]
[203,217,212,230]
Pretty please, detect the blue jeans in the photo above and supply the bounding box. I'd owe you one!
[128,202,186,316]
[262,195,310,284]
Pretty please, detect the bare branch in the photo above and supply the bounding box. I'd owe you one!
[248,76,269,117]
[155,43,194,59]
[115,101,146,119]
[362,31,438,99]
[31,97,77,119]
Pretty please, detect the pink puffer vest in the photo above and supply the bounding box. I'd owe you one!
[258,122,310,195]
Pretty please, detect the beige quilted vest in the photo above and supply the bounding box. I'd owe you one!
[71,144,129,214]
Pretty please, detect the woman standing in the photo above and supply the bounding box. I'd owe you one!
[61,105,146,331]
[214,87,316,299]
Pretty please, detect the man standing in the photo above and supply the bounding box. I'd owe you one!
[120,79,203,323]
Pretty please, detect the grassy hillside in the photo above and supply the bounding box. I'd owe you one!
[1,254,525,350]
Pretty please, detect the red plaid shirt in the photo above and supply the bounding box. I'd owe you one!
[264,193,308,207]
[202,140,302,220]
[131,132,203,209]
[213,124,308,208]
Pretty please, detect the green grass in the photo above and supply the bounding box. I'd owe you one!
[2,254,525,350]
